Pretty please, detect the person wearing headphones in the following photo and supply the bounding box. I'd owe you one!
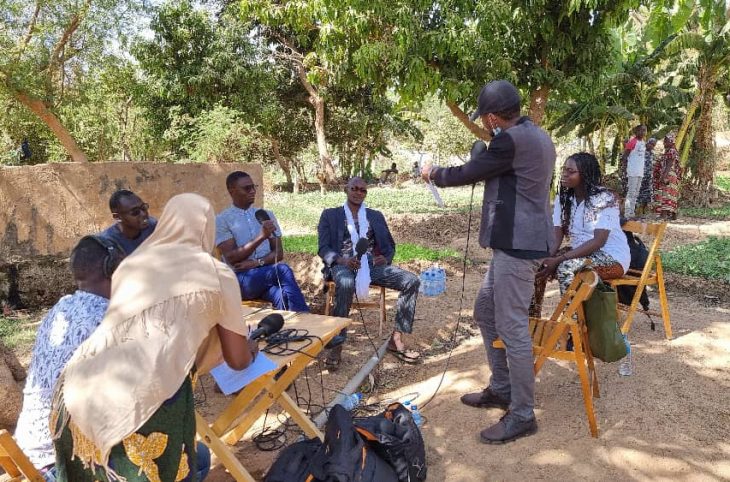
[14,236,125,481]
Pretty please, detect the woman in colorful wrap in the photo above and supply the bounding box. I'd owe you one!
[51,193,258,481]
[653,132,682,220]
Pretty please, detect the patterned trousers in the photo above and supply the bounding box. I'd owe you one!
[330,263,419,334]
[530,248,624,318]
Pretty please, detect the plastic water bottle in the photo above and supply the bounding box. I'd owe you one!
[410,404,423,427]
[419,270,433,296]
[339,392,362,411]
[618,335,633,376]
[432,265,445,295]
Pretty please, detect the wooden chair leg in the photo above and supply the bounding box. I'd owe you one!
[378,287,386,336]
[324,284,333,316]
[570,326,599,438]
[655,256,673,340]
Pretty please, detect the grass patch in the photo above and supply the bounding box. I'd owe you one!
[663,236,730,282]
[268,184,480,234]
[680,204,730,219]
[283,234,459,263]
[716,175,730,192]
[0,315,38,350]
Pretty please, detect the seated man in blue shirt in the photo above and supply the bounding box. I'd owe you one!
[99,189,157,255]
[216,171,308,312]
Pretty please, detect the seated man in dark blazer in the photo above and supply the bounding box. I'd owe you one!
[318,177,420,366]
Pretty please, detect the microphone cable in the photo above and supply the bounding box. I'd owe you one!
[420,182,477,410]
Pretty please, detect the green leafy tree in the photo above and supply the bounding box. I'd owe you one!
[0,0,145,162]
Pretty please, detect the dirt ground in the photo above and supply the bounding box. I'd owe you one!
[191,215,730,482]
[5,214,729,481]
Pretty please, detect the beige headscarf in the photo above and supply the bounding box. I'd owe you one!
[55,193,247,466]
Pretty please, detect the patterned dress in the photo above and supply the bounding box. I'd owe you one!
[53,373,198,482]
[653,147,682,215]
[637,149,654,205]
[14,291,108,470]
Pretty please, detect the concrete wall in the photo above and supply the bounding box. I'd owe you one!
[0,162,262,307]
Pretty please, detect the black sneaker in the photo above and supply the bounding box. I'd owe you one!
[480,412,537,444]
[460,387,510,410]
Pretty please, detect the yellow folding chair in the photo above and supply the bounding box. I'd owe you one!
[0,430,44,482]
[324,281,387,335]
[608,220,672,339]
[493,270,601,437]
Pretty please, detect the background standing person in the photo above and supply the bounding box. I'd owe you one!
[637,137,657,216]
[653,132,682,220]
[621,125,647,218]
[422,80,555,444]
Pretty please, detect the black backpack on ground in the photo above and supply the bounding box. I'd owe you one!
[619,231,650,311]
[353,402,427,482]
[264,404,400,482]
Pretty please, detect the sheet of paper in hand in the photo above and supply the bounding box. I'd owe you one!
[210,353,278,395]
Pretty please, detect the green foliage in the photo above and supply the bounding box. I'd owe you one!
[186,105,269,163]
[269,184,480,234]
[0,315,37,350]
[283,234,459,263]
[664,237,730,282]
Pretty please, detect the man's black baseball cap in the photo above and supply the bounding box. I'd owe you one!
[469,80,521,121]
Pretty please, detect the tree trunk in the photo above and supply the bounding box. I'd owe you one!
[13,90,88,162]
[445,101,491,140]
[676,90,701,153]
[270,138,293,186]
[311,95,336,185]
[690,63,718,205]
[528,85,551,126]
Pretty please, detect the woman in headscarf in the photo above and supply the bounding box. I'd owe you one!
[653,132,682,220]
[51,193,258,481]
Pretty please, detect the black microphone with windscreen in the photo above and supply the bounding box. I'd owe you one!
[248,313,284,341]
[255,209,279,237]
[355,237,369,257]
[254,208,270,223]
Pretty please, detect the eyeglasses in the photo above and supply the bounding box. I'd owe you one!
[117,203,149,217]
[241,184,258,193]
[350,186,367,193]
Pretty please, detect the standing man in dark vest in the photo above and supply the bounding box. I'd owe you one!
[423,80,555,444]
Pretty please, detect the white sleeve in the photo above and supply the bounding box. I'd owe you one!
[552,199,562,227]
[595,205,620,231]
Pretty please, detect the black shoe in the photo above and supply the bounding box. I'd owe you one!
[325,334,347,349]
[460,387,510,410]
[480,412,537,444]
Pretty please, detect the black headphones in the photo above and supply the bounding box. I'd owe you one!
[77,235,125,279]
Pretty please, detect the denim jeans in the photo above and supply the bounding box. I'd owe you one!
[236,263,309,312]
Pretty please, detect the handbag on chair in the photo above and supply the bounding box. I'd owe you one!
[583,281,628,363]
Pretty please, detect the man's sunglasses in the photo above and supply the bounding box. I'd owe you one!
[241,184,259,193]
[350,186,367,193]
[117,203,149,217]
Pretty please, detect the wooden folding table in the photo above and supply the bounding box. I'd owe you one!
[195,310,350,482]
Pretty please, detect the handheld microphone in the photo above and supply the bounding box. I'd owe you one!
[249,313,284,341]
[254,208,270,223]
[355,237,369,258]
[255,208,279,238]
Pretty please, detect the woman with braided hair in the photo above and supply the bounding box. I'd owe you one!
[535,152,630,296]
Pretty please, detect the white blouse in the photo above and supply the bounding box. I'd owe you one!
[552,191,631,272]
